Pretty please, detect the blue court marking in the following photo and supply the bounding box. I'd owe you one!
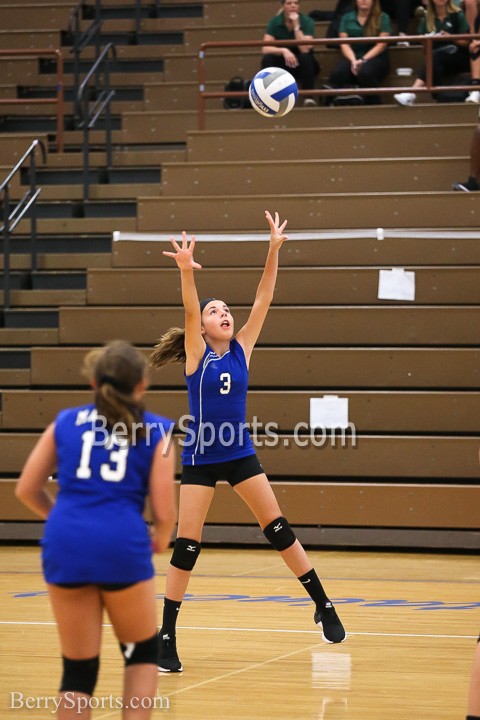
[8,590,480,610]
[2,570,480,585]
[189,574,480,586]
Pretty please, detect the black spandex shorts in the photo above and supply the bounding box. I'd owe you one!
[54,582,135,591]
[181,453,264,488]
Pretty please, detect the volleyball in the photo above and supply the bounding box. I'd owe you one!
[249,67,298,118]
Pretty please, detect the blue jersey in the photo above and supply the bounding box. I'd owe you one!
[42,404,174,585]
[182,338,255,465]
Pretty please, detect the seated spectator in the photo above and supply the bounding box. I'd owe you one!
[327,0,391,105]
[326,0,415,40]
[261,0,320,106]
[418,0,474,19]
[452,123,480,190]
[394,0,470,105]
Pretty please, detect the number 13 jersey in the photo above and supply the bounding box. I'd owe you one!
[42,406,174,585]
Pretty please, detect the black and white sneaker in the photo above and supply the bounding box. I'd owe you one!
[452,177,480,192]
[157,632,183,673]
[314,602,346,644]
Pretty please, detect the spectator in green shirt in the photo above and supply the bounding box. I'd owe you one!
[394,0,470,105]
[327,0,391,105]
[261,0,320,106]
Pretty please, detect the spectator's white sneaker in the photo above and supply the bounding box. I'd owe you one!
[465,90,480,104]
[394,92,416,106]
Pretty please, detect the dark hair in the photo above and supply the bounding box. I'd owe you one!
[199,297,217,313]
[82,340,147,442]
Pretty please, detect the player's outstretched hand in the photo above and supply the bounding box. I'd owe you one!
[163,231,202,270]
[265,210,288,250]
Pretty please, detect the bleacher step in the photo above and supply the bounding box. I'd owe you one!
[1,289,86,307]
[24,167,161,185]
[0,235,111,256]
[23,200,136,219]
[2,309,58,329]
[0,350,30,370]
[82,1,202,20]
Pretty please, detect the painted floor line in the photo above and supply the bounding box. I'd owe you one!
[2,569,479,584]
[96,642,321,720]
[0,620,475,640]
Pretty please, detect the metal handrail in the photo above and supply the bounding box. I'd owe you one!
[76,43,117,203]
[68,0,103,126]
[1,140,47,316]
[197,33,480,130]
[0,49,64,151]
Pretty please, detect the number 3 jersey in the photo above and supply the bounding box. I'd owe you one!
[42,405,174,585]
[182,338,255,466]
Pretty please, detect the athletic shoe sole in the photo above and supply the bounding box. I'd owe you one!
[157,663,183,673]
[314,609,347,644]
[316,619,347,644]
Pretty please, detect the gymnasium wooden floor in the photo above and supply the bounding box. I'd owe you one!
[0,545,478,719]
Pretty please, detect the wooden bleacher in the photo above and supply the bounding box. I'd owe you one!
[0,0,479,548]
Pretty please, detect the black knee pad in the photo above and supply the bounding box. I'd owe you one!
[60,655,99,696]
[170,537,201,571]
[263,516,296,551]
[120,633,157,666]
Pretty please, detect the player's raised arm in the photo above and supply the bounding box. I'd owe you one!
[235,210,288,365]
[163,232,205,375]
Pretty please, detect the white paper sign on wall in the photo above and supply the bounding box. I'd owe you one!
[310,396,349,430]
[378,267,415,301]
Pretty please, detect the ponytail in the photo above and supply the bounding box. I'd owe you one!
[149,327,186,369]
[94,383,145,443]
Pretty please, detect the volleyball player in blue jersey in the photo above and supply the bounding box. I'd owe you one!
[150,211,346,673]
[16,340,177,718]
